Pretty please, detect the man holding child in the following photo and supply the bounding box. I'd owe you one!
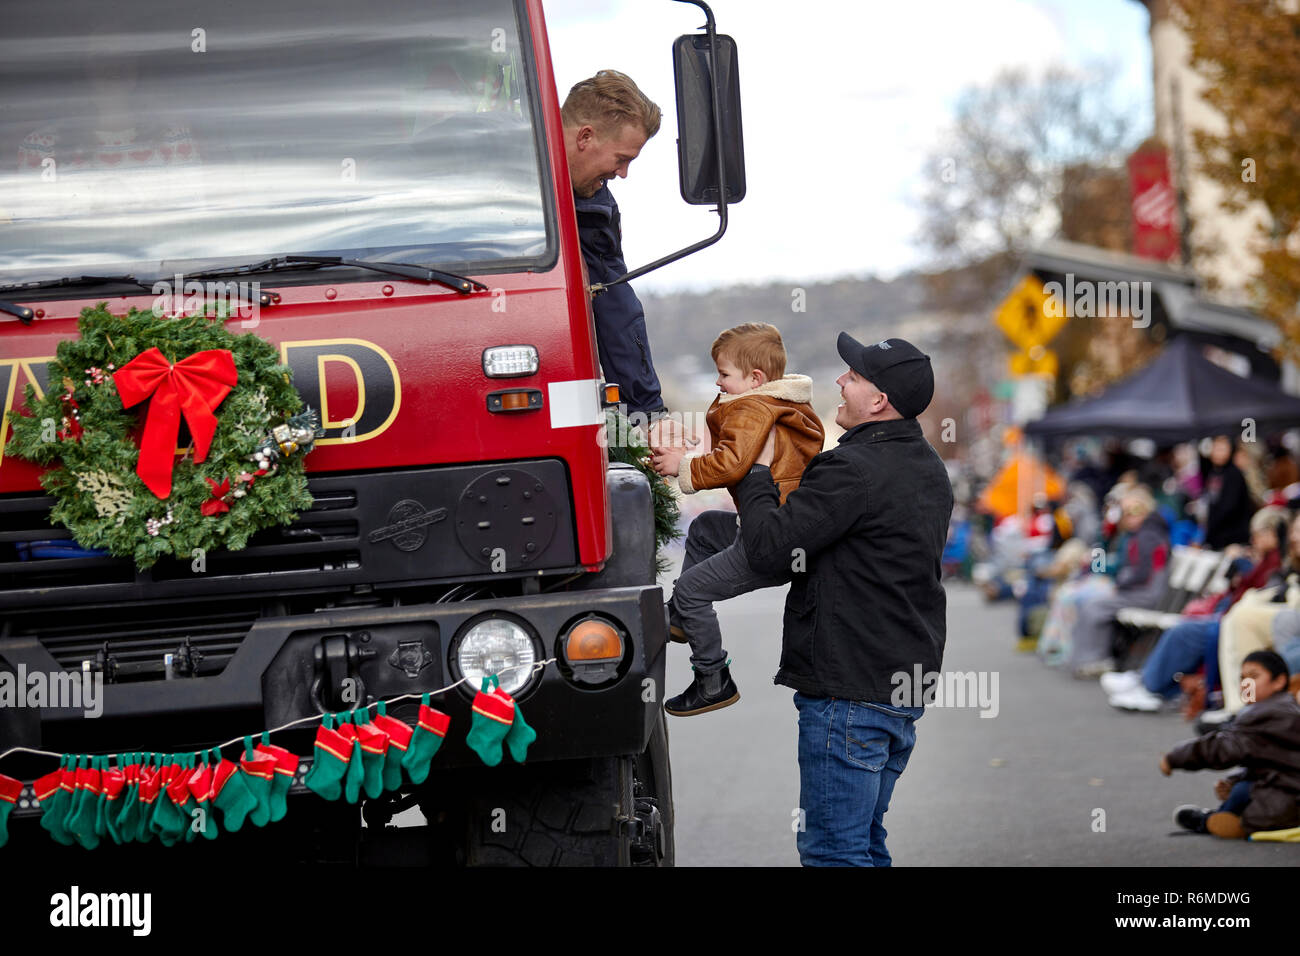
[652,329,953,867]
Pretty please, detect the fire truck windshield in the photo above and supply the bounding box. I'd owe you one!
[0,0,552,287]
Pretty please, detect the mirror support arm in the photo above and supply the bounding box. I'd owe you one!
[590,0,729,297]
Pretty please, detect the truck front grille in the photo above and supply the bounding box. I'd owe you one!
[0,462,577,610]
[11,600,262,681]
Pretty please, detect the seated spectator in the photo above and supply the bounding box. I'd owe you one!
[1016,538,1089,650]
[1163,650,1300,839]
[1037,482,1142,667]
[1060,481,1100,549]
[1067,486,1171,677]
[1103,506,1290,712]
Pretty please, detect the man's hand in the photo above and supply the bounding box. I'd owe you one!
[756,427,775,468]
[1214,778,1233,801]
[651,446,686,477]
[1159,755,1172,776]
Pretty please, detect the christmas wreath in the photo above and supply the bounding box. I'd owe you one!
[5,303,321,569]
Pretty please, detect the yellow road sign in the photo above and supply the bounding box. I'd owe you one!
[1009,346,1058,378]
[995,275,1067,350]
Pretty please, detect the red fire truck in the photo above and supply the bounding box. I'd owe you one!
[0,0,744,864]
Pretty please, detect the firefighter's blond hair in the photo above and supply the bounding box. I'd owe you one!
[561,70,661,139]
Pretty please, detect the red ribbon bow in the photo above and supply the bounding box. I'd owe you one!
[113,347,238,498]
[201,477,231,516]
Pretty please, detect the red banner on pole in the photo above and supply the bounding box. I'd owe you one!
[1128,143,1180,262]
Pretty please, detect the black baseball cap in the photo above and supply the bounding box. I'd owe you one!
[836,333,934,419]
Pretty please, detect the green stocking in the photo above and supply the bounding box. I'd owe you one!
[373,702,413,793]
[354,713,389,800]
[342,713,366,804]
[212,748,257,833]
[498,689,538,764]
[37,757,75,846]
[67,754,101,850]
[401,693,450,785]
[240,737,277,827]
[0,772,21,848]
[100,756,128,845]
[303,714,351,802]
[150,755,188,847]
[466,676,514,767]
[114,754,143,845]
[254,733,299,823]
[186,750,218,840]
[135,755,163,844]
[168,754,199,844]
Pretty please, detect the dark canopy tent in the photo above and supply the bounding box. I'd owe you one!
[1024,336,1300,443]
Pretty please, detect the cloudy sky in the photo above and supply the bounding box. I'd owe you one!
[542,0,1152,292]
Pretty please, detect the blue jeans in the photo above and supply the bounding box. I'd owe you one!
[1218,780,1252,816]
[794,692,923,867]
[1141,617,1219,697]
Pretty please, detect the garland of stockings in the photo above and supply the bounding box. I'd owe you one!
[0,675,536,849]
[3,303,321,569]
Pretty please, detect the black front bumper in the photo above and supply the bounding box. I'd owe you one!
[0,584,668,778]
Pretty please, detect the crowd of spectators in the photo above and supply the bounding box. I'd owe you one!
[943,432,1300,838]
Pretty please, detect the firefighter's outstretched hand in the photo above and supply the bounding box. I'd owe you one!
[647,417,696,452]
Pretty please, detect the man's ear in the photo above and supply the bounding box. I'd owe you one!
[576,124,596,149]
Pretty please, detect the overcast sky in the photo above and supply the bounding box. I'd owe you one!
[542,0,1152,293]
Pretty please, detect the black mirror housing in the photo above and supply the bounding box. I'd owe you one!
[673,32,746,205]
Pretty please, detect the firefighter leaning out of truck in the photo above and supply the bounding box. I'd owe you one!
[560,70,676,431]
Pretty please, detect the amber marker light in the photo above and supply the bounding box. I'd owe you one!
[563,617,625,685]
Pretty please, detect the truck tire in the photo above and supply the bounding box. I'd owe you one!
[458,753,634,866]
[452,707,674,867]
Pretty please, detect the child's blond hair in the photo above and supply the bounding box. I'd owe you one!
[711,322,786,383]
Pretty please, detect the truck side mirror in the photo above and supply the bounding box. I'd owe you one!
[672,32,745,205]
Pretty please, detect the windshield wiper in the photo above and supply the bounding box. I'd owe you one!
[0,272,278,324]
[0,275,156,324]
[187,255,489,294]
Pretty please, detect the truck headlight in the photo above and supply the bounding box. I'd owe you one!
[451,616,538,695]
[482,345,538,378]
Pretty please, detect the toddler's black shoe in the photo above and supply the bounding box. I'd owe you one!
[664,665,739,716]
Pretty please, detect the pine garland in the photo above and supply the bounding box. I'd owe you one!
[605,409,682,575]
[5,304,316,569]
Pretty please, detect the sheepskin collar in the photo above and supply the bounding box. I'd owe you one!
[716,373,813,405]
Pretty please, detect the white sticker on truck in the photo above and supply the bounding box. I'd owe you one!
[548,379,602,429]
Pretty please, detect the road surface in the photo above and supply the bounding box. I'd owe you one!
[662,555,1296,866]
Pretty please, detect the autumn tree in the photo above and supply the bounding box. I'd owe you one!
[918,66,1139,306]
[1171,0,1300,362]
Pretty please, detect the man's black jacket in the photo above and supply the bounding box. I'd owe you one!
[735,417,954,703]
[574,184,665,416]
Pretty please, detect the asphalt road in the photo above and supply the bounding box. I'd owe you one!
[661,553,1299,866]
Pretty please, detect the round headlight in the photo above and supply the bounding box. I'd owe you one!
[455,617,537,695]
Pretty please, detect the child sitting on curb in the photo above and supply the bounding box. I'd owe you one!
[1162,649,1300,838]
